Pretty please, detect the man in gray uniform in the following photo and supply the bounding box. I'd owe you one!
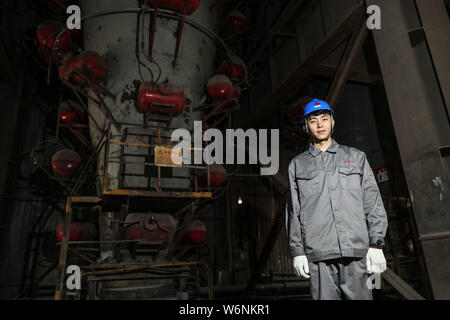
[287,98,388,300]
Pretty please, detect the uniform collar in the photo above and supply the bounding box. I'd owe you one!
[308,139,339,157]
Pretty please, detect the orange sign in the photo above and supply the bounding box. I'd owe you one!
[154,146,182,167]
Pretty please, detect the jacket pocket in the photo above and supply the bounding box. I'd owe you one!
[296,170,320,196]
[338,166,362,190]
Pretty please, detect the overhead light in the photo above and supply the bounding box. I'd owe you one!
[237,196,243,205]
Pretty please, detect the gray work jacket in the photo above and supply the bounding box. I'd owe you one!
[286,139,388,262]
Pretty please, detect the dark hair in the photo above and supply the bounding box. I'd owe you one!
[306,109,332,121]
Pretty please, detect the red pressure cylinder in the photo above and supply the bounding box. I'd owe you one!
[197,164,227,188]
[36,20,72,62]
[182,220,206,244]
[217,62,246,82]
[124,213,178,248]
[206,75,233,100]
[69,28,83,41]
[36,21,72,60]
[51,149,81,177]
[137,82,186,115]
[59,100,87,123]
[56,222,97,242]
[146,0,201,14]
[223,10,247,31]
[59,51,107,86]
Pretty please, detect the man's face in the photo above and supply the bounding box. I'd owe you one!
[304,112,333,140]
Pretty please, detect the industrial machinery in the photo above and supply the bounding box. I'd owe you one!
[36,20,72,62]
[58,51,107,87]
[137,82,186,125]
[51,149,81,177]
[220,10,247,38]
[195,74,241,128]
[197,164,227,188]
[59,100,87,124]
[4,0,437,302]
[217,60,246,83]
[30,0,245,300]
[56,222,97,242]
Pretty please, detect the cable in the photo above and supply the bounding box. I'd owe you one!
[149,59,162,83]
[135,9,155,83]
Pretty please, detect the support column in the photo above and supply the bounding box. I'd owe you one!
[366,0,450,299]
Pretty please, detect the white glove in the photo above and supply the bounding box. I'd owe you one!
[366,248,387,273]
[293,255,310,279]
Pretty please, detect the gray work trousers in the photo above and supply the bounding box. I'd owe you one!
[308,257,373,300]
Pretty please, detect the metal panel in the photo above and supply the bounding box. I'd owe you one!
[366,0,450,299]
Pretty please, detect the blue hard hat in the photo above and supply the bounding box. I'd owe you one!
[302,98,334,123]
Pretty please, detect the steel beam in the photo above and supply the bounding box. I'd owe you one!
[367,0,450,299]
[382,268,425,300]
[325,15,368,106]
[311,64,383,87]
[415,0,450,118]
[243,4,365,129]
